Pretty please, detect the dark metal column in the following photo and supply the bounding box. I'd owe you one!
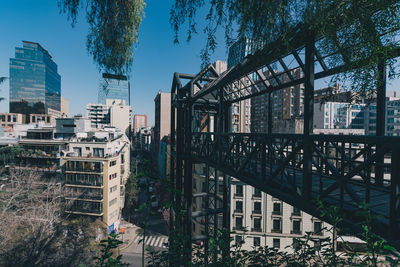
[175,89,184,233]
[169,92,176,235]
[302,35,315,201]
[222,172,230,262]
[268,93,272,134]
[183,102,193,265]
[390,146,400,247]
[375,58,386,186]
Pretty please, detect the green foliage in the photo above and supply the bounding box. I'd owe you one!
[170,0,400,97]
[149,202,399,266]
[58,0,145,74]
[92,233,128,267]
[0,145,24,164]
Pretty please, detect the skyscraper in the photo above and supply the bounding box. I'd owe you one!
[98,73,130,105]
[9,41,61,116]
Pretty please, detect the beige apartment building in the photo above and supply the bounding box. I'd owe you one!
[0,112,26,128]
[154,91,171,169]
[61,96,69,118]
[87,99,132,133]
[63,128,130,228]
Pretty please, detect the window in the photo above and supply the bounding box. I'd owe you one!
[109,160,116,167]
[109,197,117,207]
[93,148,104,157]
[235,235,243,245]
[253,202,261,214]
[314,221,322,236]
[253,217,261,232]
[236,185,243,196]
[235,217,243,230]
[110,185,118,193]
[86,147,90,151]
[109,173,117,180]
[254,188,261,197]
[253,237,261,247]
[314,240,321,251]
[292,220,301,234]
[273,238,280,249]
[121,153,125,164]
[272,218,281,233]
[235,201,243,212]
[73,147,82,157]
[273,202,281,215]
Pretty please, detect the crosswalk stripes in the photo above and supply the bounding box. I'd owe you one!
[133,234,168,249]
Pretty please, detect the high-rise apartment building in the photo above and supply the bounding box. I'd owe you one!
[98,73,130,105]
[227,39,258,133]
[134,115,147,133]
[314,102,365,130]
[365,97,400,136]
[251,68,304,133]
[9,41,61,116]
[87,99,132,133]
[154,91,171,174]
[64,128,130,229]
[61,96,69,118]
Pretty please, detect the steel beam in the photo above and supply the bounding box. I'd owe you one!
[302,34,315,201]
[390,145,400,247]
[375,57,386,186]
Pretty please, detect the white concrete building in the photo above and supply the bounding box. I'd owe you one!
[230,180,330,252]
[87,99,132,133]
[314,102,365,130]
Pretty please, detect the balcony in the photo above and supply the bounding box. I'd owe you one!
[66,193,103,201]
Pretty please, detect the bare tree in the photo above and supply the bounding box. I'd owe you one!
[0,168,100,266]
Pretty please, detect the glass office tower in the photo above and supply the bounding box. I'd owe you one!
[9,41,61,115]
[98,73,130,105]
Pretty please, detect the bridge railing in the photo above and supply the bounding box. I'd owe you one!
[191,132,400,228]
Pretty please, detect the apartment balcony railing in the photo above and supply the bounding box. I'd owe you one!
[66,193,103,201]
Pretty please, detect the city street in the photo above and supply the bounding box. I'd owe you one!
[120,158,168,266]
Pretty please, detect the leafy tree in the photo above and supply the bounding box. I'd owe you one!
[58,0,145,74]
[170,0,400,97]
[92,233,128,267]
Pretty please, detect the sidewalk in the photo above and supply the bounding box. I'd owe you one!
[118,221,142,251]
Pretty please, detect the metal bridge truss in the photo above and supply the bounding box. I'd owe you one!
[169,28,400,263]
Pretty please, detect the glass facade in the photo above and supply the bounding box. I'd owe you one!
[9,41,61,115]
[98,73,129,104]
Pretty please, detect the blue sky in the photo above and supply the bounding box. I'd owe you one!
[1,1,399,126]
[0,1,227,126]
